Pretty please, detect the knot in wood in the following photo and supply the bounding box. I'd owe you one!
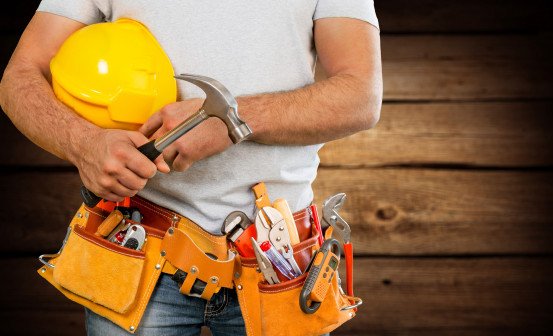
[376,206,398,221]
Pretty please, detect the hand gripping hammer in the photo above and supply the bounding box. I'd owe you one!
[81,74,253,208]
[322,193,354,296]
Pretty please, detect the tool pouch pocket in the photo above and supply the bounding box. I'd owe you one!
[37,203,167,334]
[52,224,145,313]
[235,219,360,336]
[257,271,355,336]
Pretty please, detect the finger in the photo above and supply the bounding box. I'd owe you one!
[162,146,179,168]
[139,112,163,138]
[116,168,148,191]
[126,150,158,179]
[154,156,170,173]
[172,153,192,172]
[97,181,136,201]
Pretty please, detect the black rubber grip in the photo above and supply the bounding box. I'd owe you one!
[81,185,102,208]
[138,139,162,161]
[79,139,160,208]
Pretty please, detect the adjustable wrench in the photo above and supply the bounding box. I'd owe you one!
[322,193,353,296]
[222,211,256,257]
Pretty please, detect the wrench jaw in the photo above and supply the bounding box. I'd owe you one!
[322,193,351,243]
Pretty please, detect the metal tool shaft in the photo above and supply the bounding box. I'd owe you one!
[154,109,208,151]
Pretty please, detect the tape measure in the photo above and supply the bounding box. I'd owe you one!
[299,238,342,314]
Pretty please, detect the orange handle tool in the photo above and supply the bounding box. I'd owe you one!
[344,242,354,296]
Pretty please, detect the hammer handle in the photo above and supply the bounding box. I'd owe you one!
[81,140,162,208]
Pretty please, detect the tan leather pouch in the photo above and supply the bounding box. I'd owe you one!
[38,203,167,334]
[235,218,360,336]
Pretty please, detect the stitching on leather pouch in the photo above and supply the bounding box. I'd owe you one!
[236,280,253,335]
[131,255,164,329]
[133,198,225,245]
[87,208,107,219]
[294,211,308,218]
[74,227,144,259]
[260,281,304,294]
[133,198,173,223]
[183,223,226,245]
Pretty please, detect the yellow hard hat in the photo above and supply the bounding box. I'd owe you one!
[51,18,177,130]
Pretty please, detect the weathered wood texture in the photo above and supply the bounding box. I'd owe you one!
[381,35,553,100]
[2,0,551,33]
[319,102,553,167]
[2,257,552,335]
[374,0,552,33]
[1,169,551,256]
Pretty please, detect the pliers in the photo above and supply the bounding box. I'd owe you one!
[322,193,354,296]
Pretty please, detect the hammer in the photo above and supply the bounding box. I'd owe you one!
[81,74,252,208]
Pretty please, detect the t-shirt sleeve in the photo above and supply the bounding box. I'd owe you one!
[37,0,106,25]
[313,0,379,29]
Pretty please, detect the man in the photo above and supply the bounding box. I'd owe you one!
[0,0,381,335]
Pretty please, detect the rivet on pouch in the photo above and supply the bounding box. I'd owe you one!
[155,264,161,270]
[40,268,46,273]
[160,250,166,257]
[237,285,243,290]
[235,272,240,278]
[168,227,174,235]
[129,326,135,332]
[76,212,82,218]
[191,266,198,274]
[85,212,89,219]
[349,312,353,318]
[210,276,218,284]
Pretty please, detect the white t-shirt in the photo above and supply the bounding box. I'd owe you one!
[38,0,379,234]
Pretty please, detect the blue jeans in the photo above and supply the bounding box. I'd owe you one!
[86,274,246,335]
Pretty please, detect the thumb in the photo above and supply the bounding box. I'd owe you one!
[126,131,150,148]
[154,156,171,174]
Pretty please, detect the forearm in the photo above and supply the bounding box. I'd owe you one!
[0,59,97,164]
[239,73,382,145]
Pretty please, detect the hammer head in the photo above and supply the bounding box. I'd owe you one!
[174,74,252,143]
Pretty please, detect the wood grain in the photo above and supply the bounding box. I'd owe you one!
[374,0,551,33]
[313,168,553,255]
[380,35,553,100]
[1,169,552,255]
[1,0,551,34]
[319,102,553,167]
[2,257,551,335]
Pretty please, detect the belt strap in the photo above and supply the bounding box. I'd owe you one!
[161,227,238,298]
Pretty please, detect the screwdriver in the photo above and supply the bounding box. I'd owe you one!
[260,241,296,280]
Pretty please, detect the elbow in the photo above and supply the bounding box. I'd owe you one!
[359,85,382,131]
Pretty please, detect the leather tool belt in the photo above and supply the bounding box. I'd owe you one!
[36,195,315,334]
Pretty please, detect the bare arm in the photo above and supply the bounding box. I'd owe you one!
[141,18,382,170]
[0,12,168,201]
[240,18,382,144]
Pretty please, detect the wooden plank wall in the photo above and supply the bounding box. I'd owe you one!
[1,1,552,335]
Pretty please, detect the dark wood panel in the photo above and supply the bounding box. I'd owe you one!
[0,113,68,166]
[313,169,553,255]
[318,34,553,100]
[2,257,552,335]
[381,35,553,100]
[336,257,553,335]
[319,102,553,167]
[0,1,39,33]
[1,169,552,255]
[0,172,82,254]
[375,0,551,33]
[1,0,551,34]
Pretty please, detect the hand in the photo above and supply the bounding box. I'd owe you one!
[139,99,233,171]
[73,128,170,202]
